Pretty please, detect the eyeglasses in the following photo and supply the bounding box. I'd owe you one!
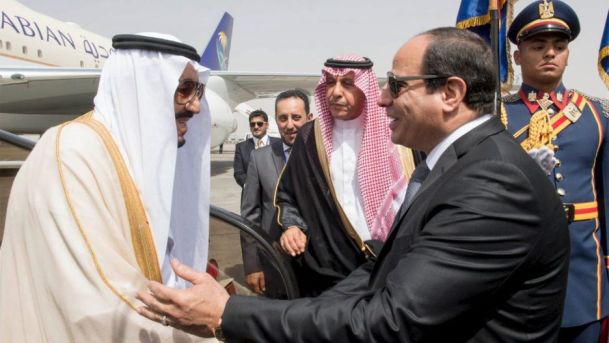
[386,71,449,97]
[249,121,266,128]
[175,80,205,105]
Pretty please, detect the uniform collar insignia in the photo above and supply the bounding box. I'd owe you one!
[528,91,537,102]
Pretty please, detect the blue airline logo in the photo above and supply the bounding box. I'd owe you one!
[200,12,233,71]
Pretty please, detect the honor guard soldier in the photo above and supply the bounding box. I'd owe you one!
[503,1,609,341]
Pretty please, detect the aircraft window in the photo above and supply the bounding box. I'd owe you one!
[0,40,3,49]
[80,61,84,68]
[37,50,43,58]
[22,46,27,55]
[208,206,299,299]
[5,41,11,51]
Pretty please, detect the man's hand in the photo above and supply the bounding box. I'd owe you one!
[246,271,266,295]
[280,226,307,256]
[136,259,230,338]
[527,146,557,175]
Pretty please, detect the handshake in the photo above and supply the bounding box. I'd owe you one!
[527,146,557,175]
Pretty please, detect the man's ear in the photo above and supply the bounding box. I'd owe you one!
[514,50,521,66]
[442,76,467,112]
[306,113,313,121]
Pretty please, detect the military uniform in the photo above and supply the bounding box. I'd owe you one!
[505,1,609,339]
[503,84,609,328]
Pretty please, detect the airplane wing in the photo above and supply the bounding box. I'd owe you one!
[208,71,321,105]
[210,70,386,106]
[0,67,100,133]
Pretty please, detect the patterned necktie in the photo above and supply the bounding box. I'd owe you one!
[402,161,430,208]
[284,147,291,161]
[256,139,264,149]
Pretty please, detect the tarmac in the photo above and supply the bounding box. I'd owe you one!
[209,143,241,214]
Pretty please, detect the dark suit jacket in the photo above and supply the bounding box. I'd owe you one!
[233,136,281,188]
[222,117,570,342]
[240,140,286,274]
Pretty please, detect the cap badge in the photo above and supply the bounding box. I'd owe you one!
[539,0,554,19]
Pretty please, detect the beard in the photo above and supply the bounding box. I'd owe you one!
[176,110,194,148]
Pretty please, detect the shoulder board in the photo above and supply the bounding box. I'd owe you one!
[572,89,609,118]
[501,93,520,103]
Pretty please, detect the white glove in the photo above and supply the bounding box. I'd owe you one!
[527,146,557,175]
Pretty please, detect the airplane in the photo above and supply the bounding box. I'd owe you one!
[0,0,320,147]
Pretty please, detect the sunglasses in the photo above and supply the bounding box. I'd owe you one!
[175,80,205,105]
[386,71,449,97]
[250,121,266,128]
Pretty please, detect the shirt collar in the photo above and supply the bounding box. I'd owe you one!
[426,114,493,170]
[253,135,268,146]
[517,83,569,114]
[333,114,364,132]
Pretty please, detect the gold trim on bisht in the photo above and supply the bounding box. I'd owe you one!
[313,120,375,258]
[56,112,162,309]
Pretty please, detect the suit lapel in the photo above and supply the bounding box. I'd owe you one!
[386,116,506,240]
[389,146,458,235]
[270,140,286,174]
[244,139,255,165]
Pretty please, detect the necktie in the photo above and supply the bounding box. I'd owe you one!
[402,161,430,208]
[256,139,264,149]
[284,146,292,161]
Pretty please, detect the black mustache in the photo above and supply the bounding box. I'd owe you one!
[175,111,194,119]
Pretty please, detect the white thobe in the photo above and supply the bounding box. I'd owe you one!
[0,123,210,342]
[330,116,371,241]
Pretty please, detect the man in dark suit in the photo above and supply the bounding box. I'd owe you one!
[137,27,570,342]
[232,110,280,188]
[240,89,312,295]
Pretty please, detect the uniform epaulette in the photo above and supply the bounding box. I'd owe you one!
[501,93,520,103]
[573,89,609,118]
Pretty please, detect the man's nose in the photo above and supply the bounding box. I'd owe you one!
[186,96,201,114]
[286,118,295,129]
[331,83,344,97]
[378,83,392,108]
[544,47,557,58]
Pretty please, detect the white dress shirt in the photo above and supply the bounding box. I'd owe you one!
[253,135,269,149]
[330,115,370,241]
[426,114,492,171]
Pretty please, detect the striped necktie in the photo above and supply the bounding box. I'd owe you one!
[402,161,430,209]
[284,146,292,161]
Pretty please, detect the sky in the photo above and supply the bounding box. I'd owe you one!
[9,0,609,140]
[15,0,609,98]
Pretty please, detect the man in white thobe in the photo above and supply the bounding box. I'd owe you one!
[276,55,410,295]
[0,33,213,342]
